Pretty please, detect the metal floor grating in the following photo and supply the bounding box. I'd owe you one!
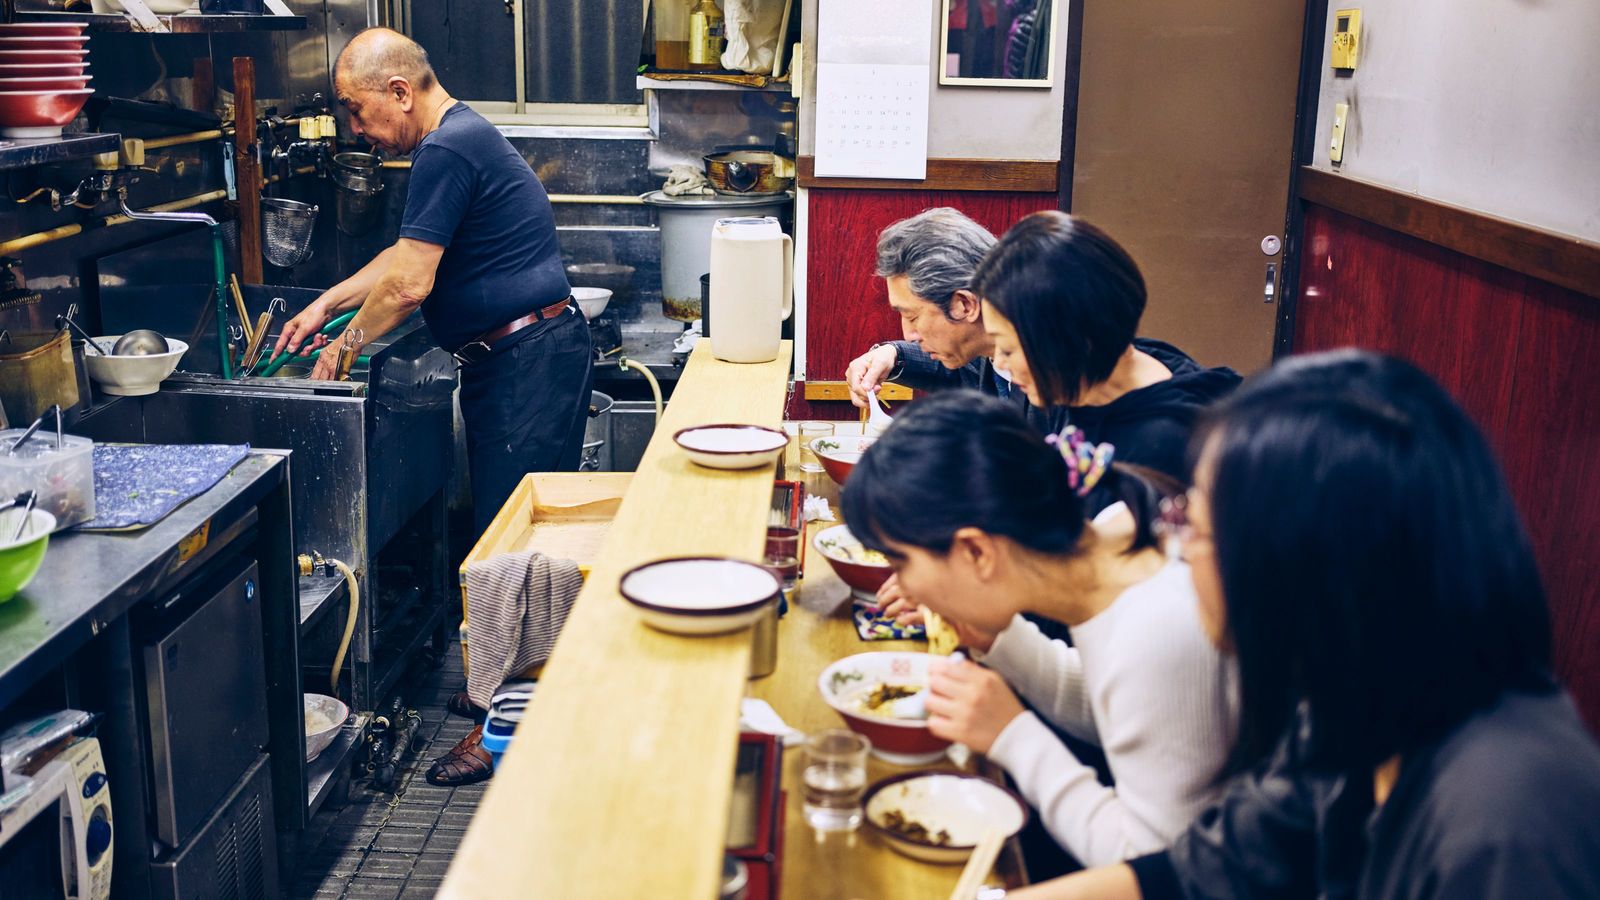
[291,645,483,900]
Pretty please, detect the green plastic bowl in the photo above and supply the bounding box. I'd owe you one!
[0,507,55,603]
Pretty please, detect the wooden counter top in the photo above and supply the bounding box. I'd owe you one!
[440,341,792,900]
[754,431,1023,899]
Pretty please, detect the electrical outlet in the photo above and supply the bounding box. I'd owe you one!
[1330,102,1349,163]
[1331,8,1361,70]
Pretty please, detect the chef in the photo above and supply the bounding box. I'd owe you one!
[276,28,593,539]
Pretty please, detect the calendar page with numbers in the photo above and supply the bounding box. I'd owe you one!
[814,63,930,180]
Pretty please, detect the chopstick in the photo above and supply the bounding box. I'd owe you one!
[231,275,252,345]
[949,827,1006,900]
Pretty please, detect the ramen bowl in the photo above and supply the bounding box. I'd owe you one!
[863,772,1028,863]
[813,524,892,600]
[818,651,949,765]
[810,434,875,486]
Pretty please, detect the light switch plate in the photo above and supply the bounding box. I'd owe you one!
[1330,102,1349,163]
[1331,8,1361,70]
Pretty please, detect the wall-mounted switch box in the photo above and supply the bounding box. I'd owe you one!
[1330,102,1349,163]
[1331,9,1361,70]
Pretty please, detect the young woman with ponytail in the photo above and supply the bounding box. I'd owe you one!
[841,391,1238,866]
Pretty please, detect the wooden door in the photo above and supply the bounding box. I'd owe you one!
[1069,0,1308,373]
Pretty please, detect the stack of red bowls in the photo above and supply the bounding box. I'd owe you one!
[0,22,93,138]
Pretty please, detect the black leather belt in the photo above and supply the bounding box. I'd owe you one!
[452,296,571,366]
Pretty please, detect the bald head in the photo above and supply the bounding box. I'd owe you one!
[336,28,436,94]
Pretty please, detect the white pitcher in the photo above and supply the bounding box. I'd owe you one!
[708,216,792,364]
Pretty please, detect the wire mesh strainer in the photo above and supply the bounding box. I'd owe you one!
[261,198,318,268]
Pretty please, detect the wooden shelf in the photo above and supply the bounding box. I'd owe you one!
[636,74,789,93]
[12,10,306,33]
[0,131,119,171]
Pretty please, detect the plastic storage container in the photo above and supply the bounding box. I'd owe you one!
[0,429,95,531]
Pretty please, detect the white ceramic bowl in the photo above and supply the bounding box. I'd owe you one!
[674,424,788,470]
[84,336,188,396]
[619,557,779,635]
[304,693,349,763]
[572,286,612,320]
[818,651,950,765]
[863,772,1028,864]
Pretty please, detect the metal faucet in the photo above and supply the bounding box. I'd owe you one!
[117,187,232,377]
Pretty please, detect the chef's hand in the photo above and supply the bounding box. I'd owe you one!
[925,658,1024,755]
[308,341,342,380]
[845,344,898,409]
[273,298,334,359]
[877,574,923,626]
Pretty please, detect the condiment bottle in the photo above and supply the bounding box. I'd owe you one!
[688,0,725,71]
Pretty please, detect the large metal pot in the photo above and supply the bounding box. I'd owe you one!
[581,390,615,471]
[704,150,792,196]
[641,191,792,322]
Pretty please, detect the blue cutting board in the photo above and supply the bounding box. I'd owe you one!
[80,444,251,531]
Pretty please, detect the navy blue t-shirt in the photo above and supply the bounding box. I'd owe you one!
[398,102,570,351]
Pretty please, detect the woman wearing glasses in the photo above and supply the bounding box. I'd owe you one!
[841,391,1237,866]
[1008,351,1600,899]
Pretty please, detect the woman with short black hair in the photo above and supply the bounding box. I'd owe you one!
[841,391,1237,866]
[1009,351,1600,900]
[973,211,1240,482]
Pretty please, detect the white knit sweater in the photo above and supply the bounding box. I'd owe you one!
[981,560,1238,866]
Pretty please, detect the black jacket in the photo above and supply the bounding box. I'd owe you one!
[889,337,1240,482]
[1133,689,1600,900]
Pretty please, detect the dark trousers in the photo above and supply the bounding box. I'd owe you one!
[458,306,594,537]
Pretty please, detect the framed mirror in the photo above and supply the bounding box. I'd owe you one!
[939,0,1060,87]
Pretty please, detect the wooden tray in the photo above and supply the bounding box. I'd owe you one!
[457,472,633,673]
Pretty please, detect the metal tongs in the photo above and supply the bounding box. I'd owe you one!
[335,328,365,381]
[2,491,39,542]
[237,297,287,377]
[7,403,63,456]
[56,303,103,355]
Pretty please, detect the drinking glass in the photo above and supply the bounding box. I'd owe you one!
[764,526,801,590]
[797,422,834,473]
[801,729,871,832]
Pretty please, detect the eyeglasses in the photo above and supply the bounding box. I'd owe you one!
[1156,491,1211,562]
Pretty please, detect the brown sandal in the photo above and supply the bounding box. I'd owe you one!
[425,724,494,786]
[447,690,485,721]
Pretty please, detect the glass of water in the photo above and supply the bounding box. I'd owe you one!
[797,422,834,474]
[802,729,871,832]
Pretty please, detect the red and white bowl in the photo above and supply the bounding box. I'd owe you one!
[813,524,892,600]
[619,556,780,636]
[863,772,1029,863]
[0,36,91,52]
[0,49,90,65]
[0,88,94,138]
[0,75,92,91]
[673,423,788,470]
[0,23,89,38]
[818,651,950,765]
[0,63,90,79]
[809,434,876,486]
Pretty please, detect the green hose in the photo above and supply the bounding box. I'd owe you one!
[211,225,231,379]
[255,309,360,377]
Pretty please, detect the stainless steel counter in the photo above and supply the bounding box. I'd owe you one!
[0,452,287,710]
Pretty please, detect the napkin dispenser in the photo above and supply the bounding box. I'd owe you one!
[728,730,785,900]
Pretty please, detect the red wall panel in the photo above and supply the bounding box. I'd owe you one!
[1293,202,1600,731]
[803,187,1059,385]
[1293,205,1523,445]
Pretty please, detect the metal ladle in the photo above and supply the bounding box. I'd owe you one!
[112,329,170,356]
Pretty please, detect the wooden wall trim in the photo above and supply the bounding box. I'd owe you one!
[797,156,1059,193]
[1298,166,1600,301]
[801,381,913,402]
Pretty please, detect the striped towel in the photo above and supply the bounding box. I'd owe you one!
[464,550,584,710]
